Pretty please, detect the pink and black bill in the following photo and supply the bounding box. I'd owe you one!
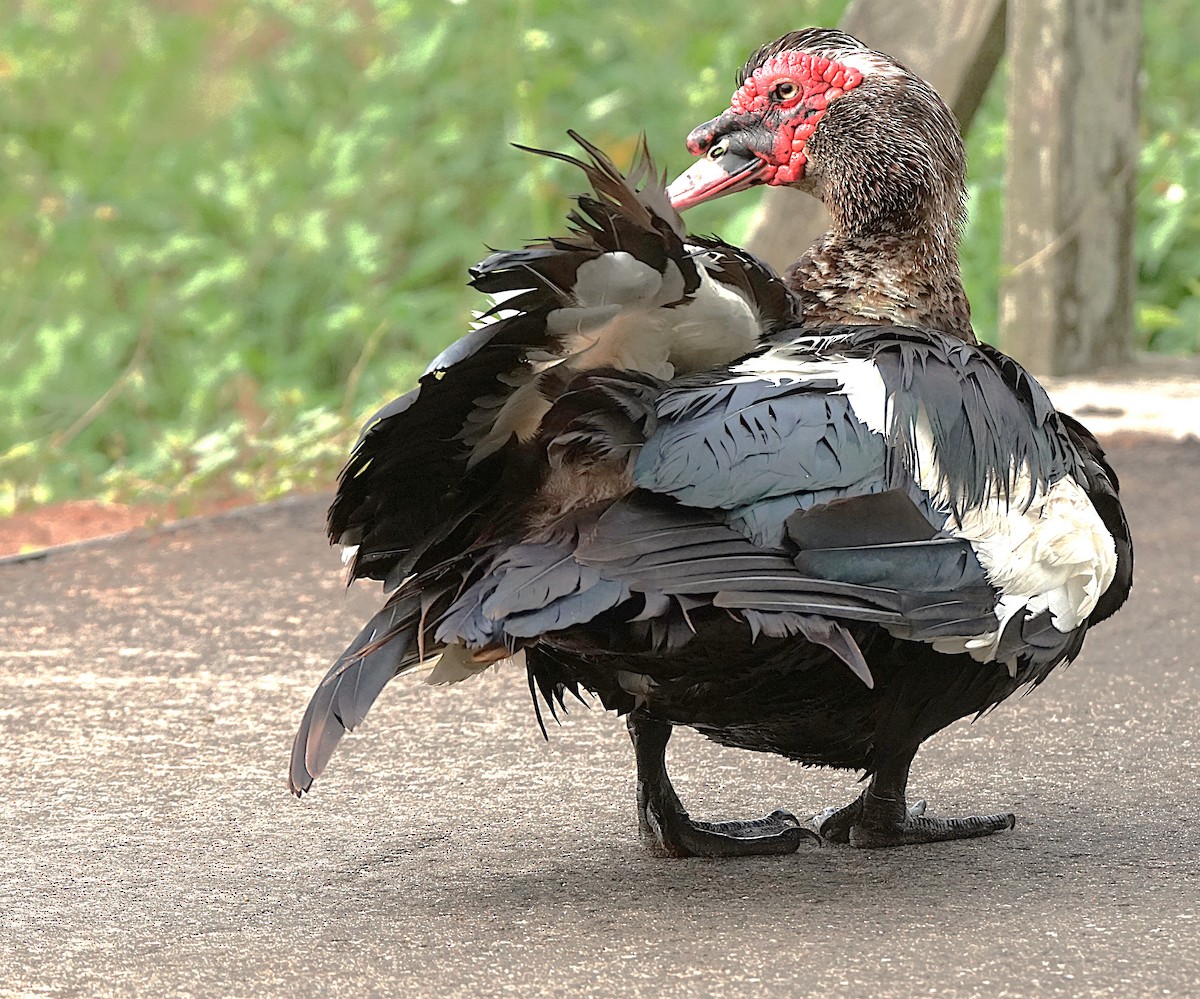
[666,115,776,210]
[669,43,866,210]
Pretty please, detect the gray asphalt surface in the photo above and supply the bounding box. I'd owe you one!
[2,436,1198,998]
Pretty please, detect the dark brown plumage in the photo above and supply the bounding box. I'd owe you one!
[288,31,1131,858]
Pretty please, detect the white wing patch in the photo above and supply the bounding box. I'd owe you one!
[904,407,1117,661]
[572,252,676,308]
[667,251,765,372]
[729,352,889,434]
[728,344,1117,663]
[551,251,760,378]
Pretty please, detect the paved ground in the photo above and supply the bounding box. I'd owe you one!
[1040,354,1200,441]
[2,434,1199,998]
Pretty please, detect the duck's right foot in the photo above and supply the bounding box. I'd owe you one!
[628,709,818,858]
[812,752,1016,849]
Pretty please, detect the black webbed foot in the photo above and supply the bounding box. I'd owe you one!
[814,792,1014,847]
[812,794,932,843]
[813,752,1016,848]
[641,798,817,858]
[629,710,819,858]
[849,802,1015,847]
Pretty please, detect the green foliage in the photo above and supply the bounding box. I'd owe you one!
[0,0,842,513]
[0,1,1196,514]
[1133,5,1200,357]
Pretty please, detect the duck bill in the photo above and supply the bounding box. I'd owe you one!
[667,150,770,210]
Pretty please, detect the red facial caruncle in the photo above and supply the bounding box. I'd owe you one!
[722,50,863,185]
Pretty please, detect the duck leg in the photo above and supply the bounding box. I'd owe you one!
[814,749,1016,847]
[628,709,818,857]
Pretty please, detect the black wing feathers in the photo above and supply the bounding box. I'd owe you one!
[329,136,699,583]
[296,136,1132,798]
[788,489,938,548]
[787,491,988,594]
[1056,411,1133,625]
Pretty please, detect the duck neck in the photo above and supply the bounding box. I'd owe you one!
[785,224,974,343]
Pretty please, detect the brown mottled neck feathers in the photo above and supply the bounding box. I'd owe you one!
[772,37,975,342]
[786,229,973,342]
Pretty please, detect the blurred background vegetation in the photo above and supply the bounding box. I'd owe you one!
[2,0,1197,516]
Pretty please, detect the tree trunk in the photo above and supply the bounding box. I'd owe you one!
[1000,0,1140,374]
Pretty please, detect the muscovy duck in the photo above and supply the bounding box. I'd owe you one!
[289,29,1132,855]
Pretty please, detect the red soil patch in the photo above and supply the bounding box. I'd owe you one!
[0,498,253,558]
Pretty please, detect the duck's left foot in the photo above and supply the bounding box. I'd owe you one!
[641,799,818,858]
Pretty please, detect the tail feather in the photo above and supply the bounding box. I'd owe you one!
[289,594,425,796]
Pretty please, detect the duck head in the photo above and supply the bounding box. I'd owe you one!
[668,28,966,241]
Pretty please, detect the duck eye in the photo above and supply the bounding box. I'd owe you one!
[771,81,799,102]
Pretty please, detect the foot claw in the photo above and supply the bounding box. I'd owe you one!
[811,802,856,843]
[643,805,820,858]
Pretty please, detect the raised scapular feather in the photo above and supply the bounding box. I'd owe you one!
[469,256,762,465]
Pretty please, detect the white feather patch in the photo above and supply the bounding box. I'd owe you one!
[728,353,889,434]
[549,251,758,376]
[906,407,1118,660]
[665,257,762,372]
[468,287,531,331]
[838,50,905,81]
[467,251,762,465]
[572,253,662,307]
